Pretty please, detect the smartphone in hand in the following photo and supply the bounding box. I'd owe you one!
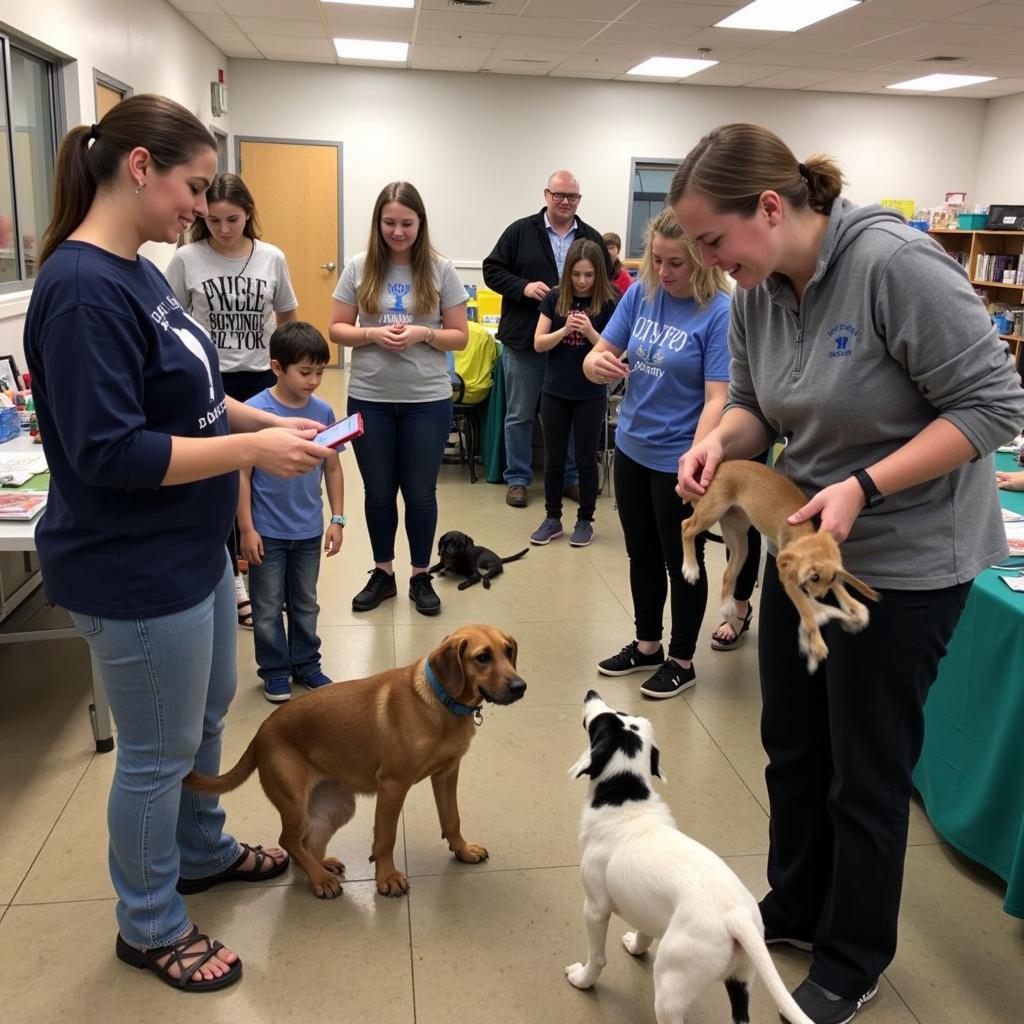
[314,411,364,449]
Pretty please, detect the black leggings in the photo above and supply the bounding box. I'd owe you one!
[758,554,970,998]
[540,392,605,522]
[613,446,708,660]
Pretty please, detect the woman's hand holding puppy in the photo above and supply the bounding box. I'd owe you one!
[787,477,866,544]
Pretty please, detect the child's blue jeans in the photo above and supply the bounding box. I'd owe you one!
[247,535,323,682]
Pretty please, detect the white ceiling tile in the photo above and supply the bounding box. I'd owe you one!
[744,67,839,89]
[678,26,791,49]
[503,17,608,39]
[580,38,662,57]
[417,10,518,33]
[321,7,416,30]
[692,62,791,86]
[866,0,989,17]
[414,28,503,49]
[232,17,327,38]
[625,1,738,27]
[588,21,701,45]
[420,0,528,10]
[325,25,413,42]
[549,68,619,79]
[179,12,237,33]
[553,53,637,74]
[245,36,337,58]
[482,59,559,76]
[202,31,265,58]
[166,0,226,13]
[217,0,320,19]
[523,0,636,18]
[494,34,583,53]
[807,70,916,92]
[410,46,488,72]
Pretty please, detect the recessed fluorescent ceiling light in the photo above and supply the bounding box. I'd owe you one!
[886,73,995,92]
[626,57,718,78]
[716,0,860,32]
[334,38,409,61]
[322,1,414,8]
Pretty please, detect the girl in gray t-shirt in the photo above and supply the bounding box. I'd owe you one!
[329,181,468,617]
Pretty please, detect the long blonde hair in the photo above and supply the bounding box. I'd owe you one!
[555,238,618,318]
[357,181,439,316]
[668,123,845,217]
[639,208,729,306]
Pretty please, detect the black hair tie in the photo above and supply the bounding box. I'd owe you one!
[89,123,100,141]
[797,162,809,180]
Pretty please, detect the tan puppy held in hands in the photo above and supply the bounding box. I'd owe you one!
[184,625,526,899]
[681,462,879,672]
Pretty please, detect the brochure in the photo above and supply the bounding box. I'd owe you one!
[0,489,47,521]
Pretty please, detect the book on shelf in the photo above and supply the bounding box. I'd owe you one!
[0,489,47,521]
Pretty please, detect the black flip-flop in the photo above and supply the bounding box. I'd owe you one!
[177,843,290,895]
[236,599,253,630]
[710,604,754,651]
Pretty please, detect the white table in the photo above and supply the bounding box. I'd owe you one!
[0,434,113,752]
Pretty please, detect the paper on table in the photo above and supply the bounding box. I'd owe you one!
[999,574,1024,592]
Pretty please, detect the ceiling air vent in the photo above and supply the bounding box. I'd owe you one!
[922,55,963,63]
[449,1,496,7]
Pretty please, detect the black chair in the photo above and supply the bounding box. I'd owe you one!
[447,356,483,483]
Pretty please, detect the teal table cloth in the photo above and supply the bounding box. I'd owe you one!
[914,453,1024,918]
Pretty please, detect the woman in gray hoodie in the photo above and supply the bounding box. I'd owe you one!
[671,123,1024,1024]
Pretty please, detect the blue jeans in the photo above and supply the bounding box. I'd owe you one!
[69,558,241,949]
[501,346,577,487]
[248,535,322,681]
[348,395,452,568]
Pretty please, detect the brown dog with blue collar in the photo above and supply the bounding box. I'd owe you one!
[184,625,525,898]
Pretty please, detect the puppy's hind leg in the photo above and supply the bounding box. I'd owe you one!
[307,779,356,877]
[622,929,653,956]
[564,897,612,989]
[457,572,481,591]
[724,977,752,1024]
[718,507,750,620]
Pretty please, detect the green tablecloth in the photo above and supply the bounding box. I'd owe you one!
[913,453,1024,918]
[481,348,507,485]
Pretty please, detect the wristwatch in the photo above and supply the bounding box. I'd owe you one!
[851,469,884,509]
[329,514,347,527]
[423,327,436,348]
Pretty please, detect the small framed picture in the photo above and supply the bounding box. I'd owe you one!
[0,353,21,393]
[945,191,968,206]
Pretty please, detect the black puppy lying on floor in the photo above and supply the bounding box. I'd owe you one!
[429,530,529,590]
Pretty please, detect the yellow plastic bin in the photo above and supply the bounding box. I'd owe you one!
[476,288,502,328]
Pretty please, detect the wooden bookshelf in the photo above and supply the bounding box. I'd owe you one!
[930,228,1024,374]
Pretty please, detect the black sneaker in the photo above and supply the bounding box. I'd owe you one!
[409,573,441,616]
[785,978,878,1024]
[639,659,696,699]
[597,641,665,676]
[352,568,397,612]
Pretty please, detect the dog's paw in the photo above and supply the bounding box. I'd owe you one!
[312,873,344,900]
[482,578,491,590]
[457,580,473,591]
[322,857,346,876]
[621,931,650,956]
[840,600,870,633]
[453,841,489,864]
[804,636,828,674]
[682,561,700,585]
[719,597,738,621]
[564,963,596,990]
[376,869,410,898]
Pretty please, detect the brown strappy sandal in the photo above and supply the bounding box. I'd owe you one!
[115,925,242,992]
[177,842,289,894]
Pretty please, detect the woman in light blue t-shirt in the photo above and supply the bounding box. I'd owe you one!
[328,182,468,617]
[583,209,757,698]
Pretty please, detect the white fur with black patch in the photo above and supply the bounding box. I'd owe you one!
[564,690,814,1024]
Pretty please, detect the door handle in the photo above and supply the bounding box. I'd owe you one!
[320,261,337,271]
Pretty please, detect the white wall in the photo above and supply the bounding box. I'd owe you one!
[0,0,228,365]
[976,94,1024,207]
[228,59,988,284]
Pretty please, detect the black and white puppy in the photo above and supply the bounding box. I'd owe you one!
[565,691,813,1024]
[428,530,528,590]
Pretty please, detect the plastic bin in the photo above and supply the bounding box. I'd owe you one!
[958,213,988,230]
[908,220,930,232]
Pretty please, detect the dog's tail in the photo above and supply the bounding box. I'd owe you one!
[725,907,815,1024]
[500,548,529,564]
[183,737,258,796]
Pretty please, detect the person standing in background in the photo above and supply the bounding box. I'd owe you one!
[602,231,635,296]
[167,172,299,628]
[329,181,468,617]
[483,170,612,508]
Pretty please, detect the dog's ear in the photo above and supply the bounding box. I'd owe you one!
[776,549,797,582]
[463,533,474,548]
[568,747,592,778]
[573,716,620,779]
[430,633,468,694]
[835,568,881,602]
[651,745,667,782]
[503,631,518,668]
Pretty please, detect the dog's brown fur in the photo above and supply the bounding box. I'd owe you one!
[183,625,525,899]
[682,462,879,671]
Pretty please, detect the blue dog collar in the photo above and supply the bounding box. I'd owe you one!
[425,658,482,723]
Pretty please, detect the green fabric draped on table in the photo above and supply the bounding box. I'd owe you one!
[914,452,1024,918]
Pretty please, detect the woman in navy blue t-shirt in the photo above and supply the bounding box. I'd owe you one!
[25,96,332,992]
[532,238,619,547]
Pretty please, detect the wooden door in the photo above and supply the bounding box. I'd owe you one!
[238,140,342,365]
[95,82,124,119]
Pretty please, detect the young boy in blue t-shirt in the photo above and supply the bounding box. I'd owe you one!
[239,322,346,702]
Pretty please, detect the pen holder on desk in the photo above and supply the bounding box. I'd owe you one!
[0,406,20,443]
